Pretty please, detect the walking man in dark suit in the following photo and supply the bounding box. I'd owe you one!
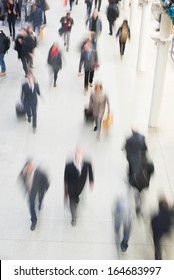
[19,159,50,231]
[21,72,41,133]
[64,146,94,226]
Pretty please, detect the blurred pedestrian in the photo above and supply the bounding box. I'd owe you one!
[89,9,102,48]
[64,146,94,226]
[20,26,36,76]
[0,0,6,25]
[85,0,93,26]
[151,197,172,259]
[129,151,154,216]
[6,0,17,40]
[47,42,62,87]
[116,19,130,58]
[78,39,99,94]
[21,72,41,133]
[15,0,22,19]
[123,127,147,180]
[88,82,110,139]
[0,29,8,76]
[106,0,119,35]
[60,12,74,52]
[30,3,42,36]
[19,159,50,231]
[113,193,132,254]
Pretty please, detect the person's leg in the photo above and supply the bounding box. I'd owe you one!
[120,222,131,253]
[95,0,97,8]
[31,104,37,129]
[66,31,70,50]
[29,196,37,230]
[96,115,102,139]
[84,70,89,90]
[53,70,58,86]
[64,32,67,46]
[109,21,113,35]
[8,19,12,36]
[25,104,31,122]
[89,69,94,85]
[154,237,162,260]
[69,198,77,226]
[114,217,121,251]
[119,40,122,56]
[122,42,126,55]
[98,0,101,11]
[0,53,6,73]
[133,188,141,216]
[38,189,45,210]
[69,0,73,10]
[12,17,16,39]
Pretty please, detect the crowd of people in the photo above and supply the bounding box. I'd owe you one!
[0,0,174,260]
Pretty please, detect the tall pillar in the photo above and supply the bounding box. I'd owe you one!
[123,0,129,10]
[148,13,172,128]
[129,0,139,34]
[137,0,152,71]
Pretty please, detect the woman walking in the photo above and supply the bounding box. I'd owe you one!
[47,42,62,87]
[6,0,17,40]
[116,20,130,58]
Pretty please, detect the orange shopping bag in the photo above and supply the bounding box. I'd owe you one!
[103,113,113,130]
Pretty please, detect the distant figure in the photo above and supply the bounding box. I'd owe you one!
[21,72,41,133]
[151,198,172,259]
[6,0,17,40]
[30,3,42,35]
[89,9,102,48]
[113,193,132,254]
[47,42,62,87]
[64,146,94,226]
[78,39,99,94]
[95,0,102,12]
[106,0,119,35]
[85,0,93,26]
[116,19,130,58]
[0,0,6,25]
[60,12,74,52]
[19,160,50,231]
[88,82,110,139]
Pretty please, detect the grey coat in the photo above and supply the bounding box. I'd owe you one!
[89,91,110,118]
[79,47,98,72]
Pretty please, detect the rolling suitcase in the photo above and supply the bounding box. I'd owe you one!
[16,102,26,118]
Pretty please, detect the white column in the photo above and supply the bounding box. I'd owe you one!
[137,0,152,71]
[129,0,139,35]
[123,0,129,10]
[148,13,172,128]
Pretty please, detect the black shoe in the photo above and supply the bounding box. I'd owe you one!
[109,33,112,35]
[30,223,36,231]
[94,126,98,131]
[71,218,76,227]
[28,117,31,123]
[53,82,57,87]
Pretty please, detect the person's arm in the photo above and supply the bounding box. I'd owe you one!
[21,84,24,103]
[106,95,110,117]
[128,27,131,40]
[64,165,69,202]
[116,27,121,38]
[35,83,41,96]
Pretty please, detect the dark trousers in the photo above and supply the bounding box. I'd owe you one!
[21,55,32,76]
[25,103,37,128]
[119,40,126,56]
[70,198,77,220]
[95,0,101,11]
[153,236,162,260]
[86,3,92,24]
[84,69,94,89]
[8,16,16,38]
[109,20,114,35]
[69,0,74,10]
[29,191,45,224]
[53,69,59,84]
[115,221,131,251]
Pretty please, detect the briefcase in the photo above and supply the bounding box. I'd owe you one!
[16,102,26,118]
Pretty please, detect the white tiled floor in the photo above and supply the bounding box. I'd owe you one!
[0,1,174,260]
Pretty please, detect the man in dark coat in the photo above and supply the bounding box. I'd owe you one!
[0,29,7,75]
[20,159,50,230]
[106,0,119,35]
[64,146,94,226]
[30,3,42,35]
[21,72,40,133]
[124,127,147,178]
[151,198,171,259]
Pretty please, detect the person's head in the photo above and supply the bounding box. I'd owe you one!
[84,39,92,52]
[95,82,102,95]
[122,20,128,27]
[75,146,84,164]
[92,9,98,19]
[66,12,71,18]
[8,0,14,4]
[131,125,139,135]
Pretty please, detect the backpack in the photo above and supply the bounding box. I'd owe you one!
[4,36,11,53]
[120,25,128,42]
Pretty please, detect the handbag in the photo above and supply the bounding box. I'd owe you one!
[84,108,94,123]
[58,26,64,36]
[103,113,113,129]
